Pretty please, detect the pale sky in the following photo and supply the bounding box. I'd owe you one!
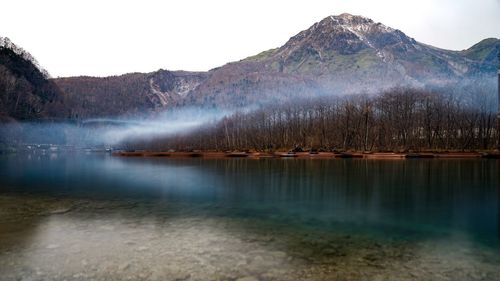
[1,0,499,77]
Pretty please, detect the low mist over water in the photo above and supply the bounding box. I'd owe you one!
[0,107,232,148]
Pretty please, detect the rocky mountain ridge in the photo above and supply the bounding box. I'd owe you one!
[1,14,499,119]
[177,14,499,108]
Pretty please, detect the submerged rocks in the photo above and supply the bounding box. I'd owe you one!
[45,244,60,249]
[236,276,259,281]
[1,194,500,281]
[49,208,72,215]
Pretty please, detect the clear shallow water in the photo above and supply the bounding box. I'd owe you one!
[0,152,499,280]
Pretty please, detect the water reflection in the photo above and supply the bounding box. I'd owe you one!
[1,154,498,243]
[0,153,499,280]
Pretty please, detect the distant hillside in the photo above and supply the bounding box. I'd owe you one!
[0,37,66,121]
[55,70,207,119]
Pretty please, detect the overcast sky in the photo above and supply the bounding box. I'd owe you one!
[1,0,499,77]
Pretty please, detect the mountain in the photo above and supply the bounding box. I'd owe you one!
[55,14,499,116]
[0,37,66,121]
[253,14,498,80]
[3,14,498,119]
[461,38,500,66]
[181,14,499,108]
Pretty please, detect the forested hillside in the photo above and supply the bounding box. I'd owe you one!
[55,70,207,118]
[0,37,66,121]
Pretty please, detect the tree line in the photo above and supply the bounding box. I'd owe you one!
[128,83,499,152]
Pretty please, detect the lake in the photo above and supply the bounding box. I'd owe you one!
[0,152,499,280]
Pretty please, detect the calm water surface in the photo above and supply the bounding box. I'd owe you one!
[0,152,499,280]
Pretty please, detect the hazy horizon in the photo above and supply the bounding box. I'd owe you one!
[1,0,500,77]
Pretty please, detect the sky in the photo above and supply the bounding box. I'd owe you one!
[1,0,499,77]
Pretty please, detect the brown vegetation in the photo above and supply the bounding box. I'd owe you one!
[0,46,66,121]
[127,86,499,152]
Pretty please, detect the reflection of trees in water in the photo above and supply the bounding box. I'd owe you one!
[0,156,498,248]
[498,182,500,240]
[170,158,499,242]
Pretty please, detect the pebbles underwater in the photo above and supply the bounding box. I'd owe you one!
[0,195,499,281]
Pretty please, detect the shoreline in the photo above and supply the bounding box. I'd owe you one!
[112,151,500,159]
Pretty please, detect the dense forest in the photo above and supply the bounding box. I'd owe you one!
[128,82,499,152]
[0,40,66,121]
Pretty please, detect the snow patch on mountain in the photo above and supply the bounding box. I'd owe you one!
[329,14,392,62]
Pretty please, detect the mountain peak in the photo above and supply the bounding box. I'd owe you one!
[329,13,373,25]
[337,12,356,18]
[277,13,412,61]
[324,13,394,35]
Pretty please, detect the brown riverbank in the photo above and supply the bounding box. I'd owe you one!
[112,150,500,159]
